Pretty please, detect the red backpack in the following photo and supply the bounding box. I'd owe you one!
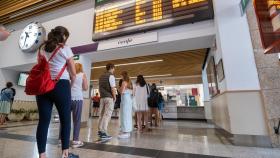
[25,44,67,95]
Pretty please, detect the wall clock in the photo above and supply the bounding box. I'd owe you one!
[19,22,45,52]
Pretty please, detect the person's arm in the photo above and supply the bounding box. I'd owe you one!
[12,88,16,97]
[82,73,88,91]
[67,57,76,86]
[109,75,116,102]
[120,81,127,94]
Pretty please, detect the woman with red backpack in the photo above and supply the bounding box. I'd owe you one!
[34,26,78,158]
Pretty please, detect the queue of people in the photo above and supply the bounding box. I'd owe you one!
[95,63,165,140]
[0,25,164,157]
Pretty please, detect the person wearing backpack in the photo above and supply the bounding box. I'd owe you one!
[148,83,160,127]
[0,82,14,125]
[34,26,78,158]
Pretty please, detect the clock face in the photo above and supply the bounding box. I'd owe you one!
[19,22,45,52]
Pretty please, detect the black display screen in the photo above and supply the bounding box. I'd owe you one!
[93,0,214,41]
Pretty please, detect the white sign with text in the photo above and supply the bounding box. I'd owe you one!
[97,32,158,51]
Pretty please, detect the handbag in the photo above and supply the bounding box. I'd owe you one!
[25,44,66,95]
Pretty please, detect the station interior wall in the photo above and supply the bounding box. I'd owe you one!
[0,0,270,138]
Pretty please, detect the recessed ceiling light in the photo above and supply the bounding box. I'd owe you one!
[92,59,163,69]
[90,74,172,82]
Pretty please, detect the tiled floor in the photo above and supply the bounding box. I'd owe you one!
[0,118,280,158]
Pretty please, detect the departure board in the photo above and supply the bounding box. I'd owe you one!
[93,0,214,41]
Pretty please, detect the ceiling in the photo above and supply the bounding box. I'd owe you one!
[91,49,207,85]
[0,0,83,25]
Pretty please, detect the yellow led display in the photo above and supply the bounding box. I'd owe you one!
[172,0,206,9]
[153,0,163,20]
[93,0,212,39]
[95,8,123,33]
[135,0,146,24]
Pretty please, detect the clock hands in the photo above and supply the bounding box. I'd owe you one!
[23,32,29,46]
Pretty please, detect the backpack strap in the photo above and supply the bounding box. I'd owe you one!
[37,43,67,82]
[48,44,64,62]
[50,44,67,82]
[146,84,150,96]
[54,63,67,82]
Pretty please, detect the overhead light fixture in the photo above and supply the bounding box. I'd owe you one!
[90,74,172,82]
[92,59,163,69]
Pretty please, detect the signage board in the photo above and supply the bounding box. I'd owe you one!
[93,0,214,41]
[97,31,158,50]
[73,55,80,60]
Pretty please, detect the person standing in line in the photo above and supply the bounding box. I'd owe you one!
[118,71,133,139]
[149,83,160,127]
[35,26,78,158]
[0,82,14,125]
[98,63,116,140]
[92,93,100,117]
[113,79,123,117]
[70,63,88,148]
[134,75,149,132]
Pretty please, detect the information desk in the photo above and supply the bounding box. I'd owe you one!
[162,102,205,120]
[93,0,214,40]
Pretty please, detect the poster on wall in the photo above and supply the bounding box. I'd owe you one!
[254,0,280,53]
[216,59,225,82]
[206,57,219,98]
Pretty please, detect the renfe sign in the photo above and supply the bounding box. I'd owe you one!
[254,0,280,53]
[97,32,158,50]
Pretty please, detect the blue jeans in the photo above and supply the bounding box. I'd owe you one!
[36,80,71,154]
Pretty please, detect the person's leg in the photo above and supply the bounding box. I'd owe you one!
[72,100,83,141]
[0,114,3,125]
[136,112,142,131]
[149,108,153,126]
[36,95,54,158]
[53,80,71,157]
[155,108,160,126]
[144,111,149,129]
[98,98,106,132]
[93,107,96,116]
[100,98,114,133]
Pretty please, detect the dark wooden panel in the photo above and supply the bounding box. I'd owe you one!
[91,49,207,84]
[0,0,83,25]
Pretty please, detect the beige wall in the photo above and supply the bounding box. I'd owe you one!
[246,2,280,147]
[211,91,268,136]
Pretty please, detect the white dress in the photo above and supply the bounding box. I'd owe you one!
[135,85,149,112]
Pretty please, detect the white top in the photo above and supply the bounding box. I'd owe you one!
[71,73,84,100]
[109,75,116,87]
[47,45,74,80]
[135,84,149,111]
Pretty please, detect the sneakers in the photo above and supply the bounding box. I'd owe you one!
[118,133,130,139]
[98,131,112,140]
[62,153,79,158]
[72,141,84,148]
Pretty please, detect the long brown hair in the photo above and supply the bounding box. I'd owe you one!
[121,71,132,89]
[44,26,69,52]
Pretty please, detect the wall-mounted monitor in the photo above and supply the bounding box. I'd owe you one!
[92,0,214,41]
[18,73,29,87]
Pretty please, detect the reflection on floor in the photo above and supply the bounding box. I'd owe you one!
[0,118,279,158]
